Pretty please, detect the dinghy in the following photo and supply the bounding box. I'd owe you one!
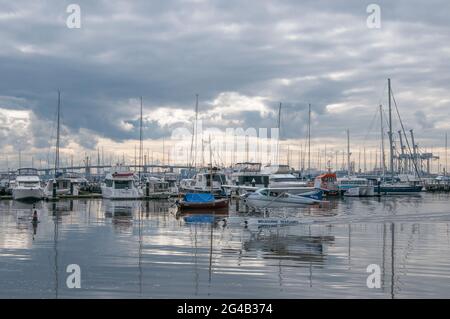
[176,193,229,211]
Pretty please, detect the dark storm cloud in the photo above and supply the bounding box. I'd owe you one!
[1,0,450,154]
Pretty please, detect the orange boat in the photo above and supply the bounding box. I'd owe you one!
[313,173,339,196]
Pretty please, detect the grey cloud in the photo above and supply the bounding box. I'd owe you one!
[0,0,449,157]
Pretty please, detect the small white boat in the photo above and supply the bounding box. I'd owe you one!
[338,176,375,197]
[101,165,143,199]
[12,168,44,201]
[244,188,322,208]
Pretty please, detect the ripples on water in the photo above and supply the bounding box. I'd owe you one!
[1,193,450,298]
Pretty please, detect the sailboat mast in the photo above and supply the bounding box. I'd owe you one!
[277,102,282,164]
[445,132,448,177]
[380,104,385,175]
[194,94,199,168]
[139,96,143,177]
[55,90,61,177]
[347,129,350,175]
[308,103,311,173]
[388,78,394,179]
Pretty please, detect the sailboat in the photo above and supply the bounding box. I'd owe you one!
[379,79,423,195]
[44,91,78,198]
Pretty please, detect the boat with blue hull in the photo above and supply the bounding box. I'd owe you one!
[377,183,423,195]
[176,193,229,211]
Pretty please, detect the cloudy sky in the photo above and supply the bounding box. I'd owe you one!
[1,0,449,170]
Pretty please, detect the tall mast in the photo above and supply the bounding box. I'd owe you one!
[347,129,351,175]
[55,90,61,177]
[388,78,394,179]
[277,102,282,164]
[194,94,199,167]
[308,103,311,173]
[139,96,143,176]
[380,104,385,175]
[445,132,448,176]
[363,147,367,172]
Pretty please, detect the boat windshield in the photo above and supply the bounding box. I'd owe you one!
[204,174,226,183]
[18,181,40,186]
[114,180,132,189]
[18,168,38,176]
[271,177,299,182]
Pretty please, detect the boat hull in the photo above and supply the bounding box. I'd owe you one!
[12,188,44,201]
[343,186,375,197]
[378,184,423,195]
[177,198,229,210]
[101,186,143,199]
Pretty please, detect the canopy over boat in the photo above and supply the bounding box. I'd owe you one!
[184,193,215,202]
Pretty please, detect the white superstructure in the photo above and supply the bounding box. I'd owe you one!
[12,168,44,201]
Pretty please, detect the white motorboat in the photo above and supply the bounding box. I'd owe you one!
[144,176,172,198]
[244,188,323,208]
[12,168,44,201]
[101,165,143,199]
[338,176,375,197]
[262,164,309,189]
[44,174,82,198]
[179,167,227,196]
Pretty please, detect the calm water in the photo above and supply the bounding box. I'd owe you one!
[1,193,450,299]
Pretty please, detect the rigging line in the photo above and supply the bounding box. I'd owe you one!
[391,89,422,179]
[362,106,379,142]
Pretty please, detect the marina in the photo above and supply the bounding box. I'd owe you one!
[1,193,450,298]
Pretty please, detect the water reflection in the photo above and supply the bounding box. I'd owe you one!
[1,193,450,298]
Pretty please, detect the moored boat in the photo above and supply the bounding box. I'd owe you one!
[176,193,229,211]
[12,168,44,201]
[101,165,143,199]
[244,188,323,208]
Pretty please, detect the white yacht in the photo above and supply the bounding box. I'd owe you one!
[12,168,44,201]
[101,165,143,199]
